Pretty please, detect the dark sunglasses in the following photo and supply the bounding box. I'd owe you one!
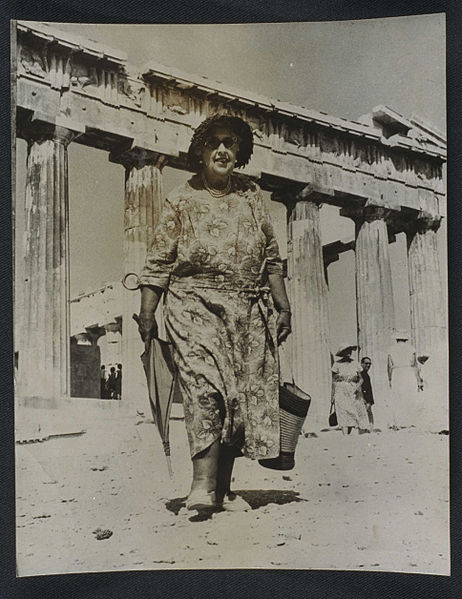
[363,362,372,365]
[204,136,238,150]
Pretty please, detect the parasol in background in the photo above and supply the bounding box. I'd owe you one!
[123,273,176,478]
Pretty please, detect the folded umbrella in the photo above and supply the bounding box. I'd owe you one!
[132,313,176,478]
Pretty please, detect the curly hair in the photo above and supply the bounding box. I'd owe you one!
[187,113,254,172]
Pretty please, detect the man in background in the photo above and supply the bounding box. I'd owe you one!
[360,357,374,431]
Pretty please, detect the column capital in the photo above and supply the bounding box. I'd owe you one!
[415,211,442,233]
[397,210,443,237]
[109,144,168,170]
[18,111,85,147]
[341,203,394,225]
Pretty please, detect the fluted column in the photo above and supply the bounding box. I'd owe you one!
[116,152,167,409]
[353,205,396,425]
[18,128,76,399]
[287,195,331,430]
[407,214,446,357]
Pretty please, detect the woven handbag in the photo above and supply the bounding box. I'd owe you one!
[259,383,311,471]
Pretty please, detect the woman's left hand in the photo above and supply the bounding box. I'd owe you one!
[277,311,292,345]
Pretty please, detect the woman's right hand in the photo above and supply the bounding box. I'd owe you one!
[133,312,158,343]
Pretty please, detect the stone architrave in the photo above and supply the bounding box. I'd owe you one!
[353,205,396,427]
[115,151,167,409]
[19,127,77,399]
[286,193,331,430]
[407,214,446,357]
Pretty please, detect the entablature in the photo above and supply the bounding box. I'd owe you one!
[15,20,446,218]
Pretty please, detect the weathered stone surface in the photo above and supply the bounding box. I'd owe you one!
[407,215,446,357]
[286,196,331,430]
[19,133,74,398]
[115,153,167,408]
[16,21,445,214]
[353,206,396,428]
[13,21,447,413]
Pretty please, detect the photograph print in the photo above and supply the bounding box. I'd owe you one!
[13,14,449,575]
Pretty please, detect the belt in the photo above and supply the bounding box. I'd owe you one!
[169,277,276,356]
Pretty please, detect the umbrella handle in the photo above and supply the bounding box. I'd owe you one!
[123,272,141,291]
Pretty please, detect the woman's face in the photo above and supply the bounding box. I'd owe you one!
[200,125,239,181]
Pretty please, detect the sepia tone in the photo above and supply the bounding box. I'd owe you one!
[13,19,449,576]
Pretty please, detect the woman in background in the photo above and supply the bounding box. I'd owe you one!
[332,343,369,435]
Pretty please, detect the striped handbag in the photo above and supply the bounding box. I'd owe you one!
[259,383,311,471]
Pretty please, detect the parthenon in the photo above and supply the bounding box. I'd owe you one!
[14,21,447,429]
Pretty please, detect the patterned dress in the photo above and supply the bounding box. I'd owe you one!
[332,359,369,429]
[139,174,282,460]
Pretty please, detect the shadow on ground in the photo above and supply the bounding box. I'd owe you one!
[237,489,307,509]
[165,489,306,521]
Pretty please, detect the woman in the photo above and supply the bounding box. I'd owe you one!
[331,342,369,435]
[387,330,424,429]
[137,114,292,512]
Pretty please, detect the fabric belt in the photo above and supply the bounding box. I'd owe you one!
[169,277,276,357]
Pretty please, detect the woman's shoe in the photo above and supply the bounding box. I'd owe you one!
[185,490,216,511]
[218,492,251,512]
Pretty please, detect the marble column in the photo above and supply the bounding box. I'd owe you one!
[354,205,396,426]
[287,194,331,430]
[407,213,448,429]
[19,128,76,399]
[116,152,167,410]
[407,214,446,357]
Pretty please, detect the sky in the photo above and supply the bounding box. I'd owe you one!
[15,14,446,351]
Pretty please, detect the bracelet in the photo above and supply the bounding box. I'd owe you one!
[279,309,291,315]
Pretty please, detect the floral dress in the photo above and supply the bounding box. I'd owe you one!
[332,359,369,429]
[139,174,282,460]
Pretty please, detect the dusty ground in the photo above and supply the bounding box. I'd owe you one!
[15,401,449,576]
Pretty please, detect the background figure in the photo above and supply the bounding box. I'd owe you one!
[100,365,107,399]
[417,345,449,433]
[360,357,374,431]
[387,330,424,429]
[115,364,122,400]
[331,342,369,435]
[107,366,118,399]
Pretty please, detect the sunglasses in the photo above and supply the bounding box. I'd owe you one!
[204,136,238,150]
[363,362,372,366]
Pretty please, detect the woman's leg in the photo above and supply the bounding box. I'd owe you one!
[215,444,236,504]
[190,439,220,494]
[341,427,349,436]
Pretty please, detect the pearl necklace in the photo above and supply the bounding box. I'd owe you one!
[202,173,232,198]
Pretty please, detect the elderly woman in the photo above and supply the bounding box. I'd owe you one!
[331,342,369,435]
[137,114,291,511]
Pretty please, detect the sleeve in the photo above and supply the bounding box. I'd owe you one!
[257,190,283,276]
[138,198,181,290]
